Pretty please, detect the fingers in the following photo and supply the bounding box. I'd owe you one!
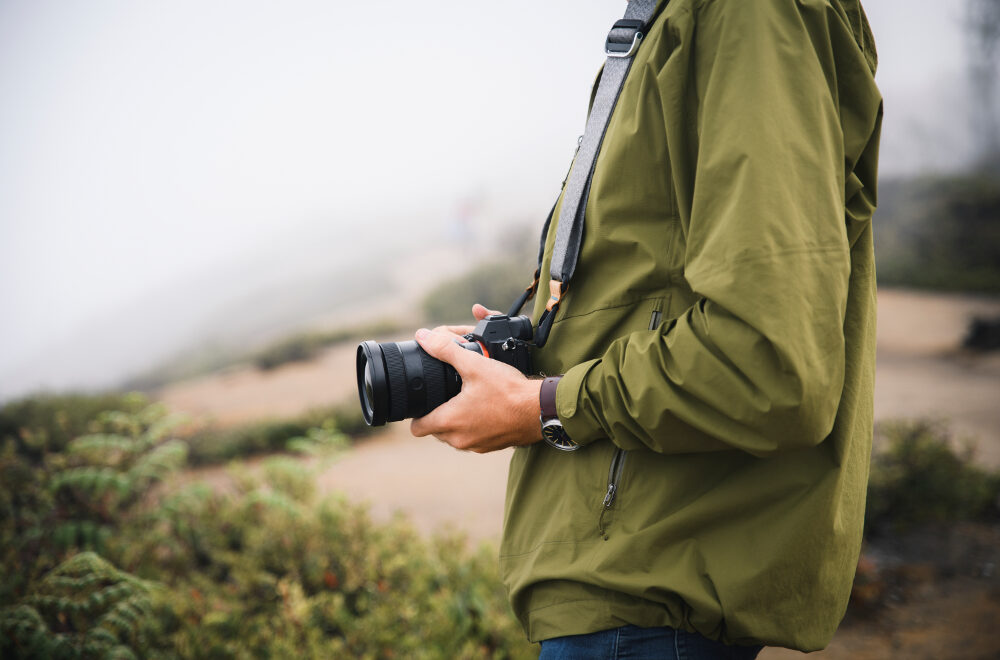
[415,328,481,374]
[472,303,502,321]
[411,418,480,453]
[410,397,450,437]
[410,413,436,438]
[410,406,459,444]
[433,324,474,339]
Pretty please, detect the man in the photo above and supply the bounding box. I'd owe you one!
[411,0,882,656]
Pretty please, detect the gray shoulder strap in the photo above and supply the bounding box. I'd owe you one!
[550,0,660,286]
[523,0,662,347]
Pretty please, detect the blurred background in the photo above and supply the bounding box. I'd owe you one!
[1,1,999,658]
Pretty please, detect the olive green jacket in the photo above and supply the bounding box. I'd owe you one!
[502,0,881,651]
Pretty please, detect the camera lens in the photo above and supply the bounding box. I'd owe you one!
[356,339,472,426]
[364,368,374,409]
[357,341,388,426]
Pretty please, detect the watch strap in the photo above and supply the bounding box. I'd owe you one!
[540,376,562,420]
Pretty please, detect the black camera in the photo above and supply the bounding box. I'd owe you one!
[356,314,534,426]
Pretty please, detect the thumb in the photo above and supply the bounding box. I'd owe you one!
[472,303,502,321]
[415,328,481,374]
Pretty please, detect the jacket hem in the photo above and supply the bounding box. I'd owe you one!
[524,592,679,643]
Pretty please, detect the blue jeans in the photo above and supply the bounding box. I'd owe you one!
[538,625,763,660]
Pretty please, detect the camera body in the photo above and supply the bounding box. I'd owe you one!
[356,314,534,426]
[462,314,533,375]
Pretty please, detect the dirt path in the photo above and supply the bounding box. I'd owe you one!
[875,349,1000,464]
[313,423,512,544]
[157,343,361,427]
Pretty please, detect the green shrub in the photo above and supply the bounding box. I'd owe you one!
[0,393,149,460]
[865,420,1000,534]
[184,419,314,465]
[321,403,376,439]
[183,404,368,466]
[114,474,533,659]
[1,395,536,659]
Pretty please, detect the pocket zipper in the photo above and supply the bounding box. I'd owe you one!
[598,448,628,539]
[648,300,663,331]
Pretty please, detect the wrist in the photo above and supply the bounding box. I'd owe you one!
[518,378,544,443]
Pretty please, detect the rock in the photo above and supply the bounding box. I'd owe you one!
[963,315,1000,351]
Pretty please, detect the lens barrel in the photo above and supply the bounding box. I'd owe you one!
[356,339,470,426]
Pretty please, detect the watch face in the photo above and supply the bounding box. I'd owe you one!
[542,421,580,451]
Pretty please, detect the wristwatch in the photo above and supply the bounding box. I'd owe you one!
[539,376,581,451]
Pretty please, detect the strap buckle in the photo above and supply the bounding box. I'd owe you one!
[533,280,567,349]
[605,19,645,58]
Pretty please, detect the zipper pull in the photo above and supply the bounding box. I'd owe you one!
[602,483,617,509]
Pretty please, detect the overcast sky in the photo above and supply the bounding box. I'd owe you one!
[0,0,977,399]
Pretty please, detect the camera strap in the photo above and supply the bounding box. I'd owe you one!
[509,0,663,347]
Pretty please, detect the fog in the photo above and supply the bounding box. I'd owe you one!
[0,0,977,401]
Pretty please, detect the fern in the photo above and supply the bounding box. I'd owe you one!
[46,408,186,530]
[67,433,151,468]
[1,552,164,659]
[127,440,187,489]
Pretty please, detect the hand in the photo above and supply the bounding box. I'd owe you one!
[429,303,501,340]
[410,305,542,453]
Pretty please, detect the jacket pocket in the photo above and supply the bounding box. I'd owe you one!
[532,296,665,377]
[598,448,628,539]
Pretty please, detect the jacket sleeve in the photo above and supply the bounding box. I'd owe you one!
[556,0,854,457]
